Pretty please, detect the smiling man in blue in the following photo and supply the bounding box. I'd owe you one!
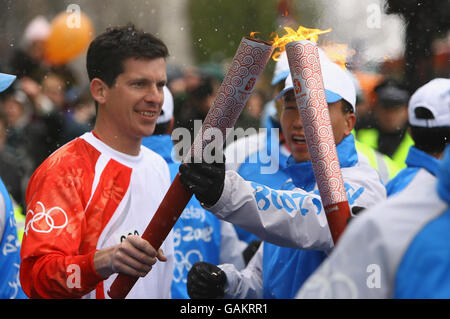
[179,55,386,299]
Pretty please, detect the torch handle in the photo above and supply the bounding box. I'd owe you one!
[324,201,351,244]
[107,274,139,299]
[285,40,352,245]
[107,174,193,299]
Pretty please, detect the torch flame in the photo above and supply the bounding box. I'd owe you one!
[271,25,331,60]
[320,41,355,70]
[249,31,260,38]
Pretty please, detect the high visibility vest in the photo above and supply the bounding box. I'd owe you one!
[354,140,402,184]
[356,128,414,170]
[12,198,25,243]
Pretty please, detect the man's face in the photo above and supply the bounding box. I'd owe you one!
[98,57,167,142]
[281,90,355,163]
[374,103,408,133]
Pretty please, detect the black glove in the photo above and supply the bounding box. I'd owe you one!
[242,240,261,266]
[187,262,227,299]
[179,158,225,207]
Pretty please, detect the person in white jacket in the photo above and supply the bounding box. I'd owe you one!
[296,79,450,299]
[297,145,450,299]
[178,57,387,298]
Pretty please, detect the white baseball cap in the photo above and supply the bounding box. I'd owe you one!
[275,53,356,112]
[157,86,174,124]
[0,73,16,93]
[408,78,450,128]
[23,16,51,44]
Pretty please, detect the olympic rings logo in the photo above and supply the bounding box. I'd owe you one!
[24,201,68,236]
[173,249,203,283]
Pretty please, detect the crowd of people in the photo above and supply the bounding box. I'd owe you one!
[0,16,448,299]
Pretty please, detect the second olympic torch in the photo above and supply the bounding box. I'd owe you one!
[107,36,273,299]
[285,40,351,244]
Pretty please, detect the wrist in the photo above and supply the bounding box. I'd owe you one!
[93,247,115,279]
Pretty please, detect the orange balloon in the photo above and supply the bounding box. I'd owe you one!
[45,11,94,65]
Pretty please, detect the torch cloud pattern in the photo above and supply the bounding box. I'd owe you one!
[285,40,347,208]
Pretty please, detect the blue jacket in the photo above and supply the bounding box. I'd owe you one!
[262,134,364,299]
[0,178,27,299]
[394,144,450,298]
[142,135,221,299]
[296,144,450,299]
[228,118,290,243]
[386,146,440,197]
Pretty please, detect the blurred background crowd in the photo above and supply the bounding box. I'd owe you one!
[0,0,448,216]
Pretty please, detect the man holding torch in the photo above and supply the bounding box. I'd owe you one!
[20,25,174,298]
[181,55,386,299]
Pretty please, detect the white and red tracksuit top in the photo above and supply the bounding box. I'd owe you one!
[20,132,174,299]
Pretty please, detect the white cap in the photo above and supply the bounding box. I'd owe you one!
[157,86,174,124]
[0,73,16,92]
[23,16,51,44]
[408,78,450,128]
[275,53,356,112]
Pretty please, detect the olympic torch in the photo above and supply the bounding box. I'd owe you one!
[271,25,352,244]
[284,38,351,244]
[108,36,273,299]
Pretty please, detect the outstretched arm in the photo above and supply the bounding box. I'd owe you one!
[180,162,333,251]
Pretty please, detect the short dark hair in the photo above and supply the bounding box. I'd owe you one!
[410,125,450,154]
[86,24,169,87]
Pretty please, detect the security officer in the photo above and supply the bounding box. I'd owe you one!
[356,78,413,168]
